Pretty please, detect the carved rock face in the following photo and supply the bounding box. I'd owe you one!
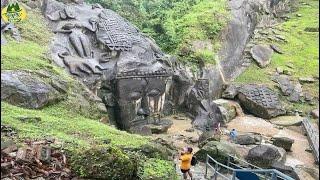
[43,0,173,133]
[115,77,168,131]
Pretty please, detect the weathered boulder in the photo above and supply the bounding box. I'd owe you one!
[198,131,221,147]
[1,70,65,109]
[271,137,294,151]
[299,77,316,84]
[269,116,303,126]
[250,45,273,68]
[237,85,285,119]
[147,119,173,134]
[271,162,299,180]
[195,141,237,164]
[294,165,319,180]
[236,134,260,145]
[213,99,241,123]
[222,84,240,99]
[274,75,294,96]
[246,144,286,168]
[273,75,303,102]
[311,109,319,119]
[137,141,176,161]
[270,44,283,54]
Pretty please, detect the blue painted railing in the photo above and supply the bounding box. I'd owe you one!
[205,154,295,180]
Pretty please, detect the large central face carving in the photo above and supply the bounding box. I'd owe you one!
[115,77,168,131]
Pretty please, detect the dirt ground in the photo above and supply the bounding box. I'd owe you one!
[154,114,318,169]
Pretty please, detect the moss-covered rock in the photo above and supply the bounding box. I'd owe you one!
[128,141,177,161]
[70,146,139,179]
[195,140,237,164]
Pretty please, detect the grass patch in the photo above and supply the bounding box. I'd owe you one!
[138,158,178,180]
[1,102,149,150]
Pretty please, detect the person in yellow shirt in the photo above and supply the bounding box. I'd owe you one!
[179,147,193,180]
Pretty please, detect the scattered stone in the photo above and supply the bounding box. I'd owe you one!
[147,119,173,134]
[305,147,313,153]
[130,126,152,136]
[294,165,319,180]
[271,162,299,180]
[250,44,273,68]
[280,15,290,20]
[288,83,302,102]
[1,140,78,179]
[273,75,302,102]
[270,44,284,54]
[195,141,237,164]
[286,63,294,69]
[222,84,240,99]
[213,99,241,123]
[304,92,313,102]
[270,116,303,127]
[235,134,257,145]
[273,75,292,96]
[275,35,286,41]
[190,137,199,143]
[185,128,195,132]
[198,131,217,147]
[298,77,316,83]
[296,13,302,17]
[311,109,319,119]
[17,116,41,123]
[271,137,294,151]
[276,67,283,74]
[283,69,293,75]
[246,144,286,168]
[173,116,185,120]
[2,144,18,154]
[1,125,17,137]
[50,79,68,93]
[304,27,319,32]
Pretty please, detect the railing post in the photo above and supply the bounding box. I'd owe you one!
[264,172,268,180]
[214,163,218,180]
[227,155,230,174]
[271,171,277,180]
[232,171,236,180]
[205,155,208,178]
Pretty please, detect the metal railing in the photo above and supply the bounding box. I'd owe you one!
[302,118,319,164]
[205,154,294,180]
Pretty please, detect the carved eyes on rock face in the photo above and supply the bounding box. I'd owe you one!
[129,92,142,101]
[147,89,161,97]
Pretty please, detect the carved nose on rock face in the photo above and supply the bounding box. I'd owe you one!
[137,108,150,116]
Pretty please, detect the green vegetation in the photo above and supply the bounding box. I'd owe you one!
[86,0,229,66]
[1,10,67,78]
[138,158,178,180]
[235,0,319,114]
[1,102,148,149]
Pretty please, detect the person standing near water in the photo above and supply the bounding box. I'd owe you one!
[229,128,238,142]
[179,147,193,180]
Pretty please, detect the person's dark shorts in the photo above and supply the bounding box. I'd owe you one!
[181,169,190,173]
